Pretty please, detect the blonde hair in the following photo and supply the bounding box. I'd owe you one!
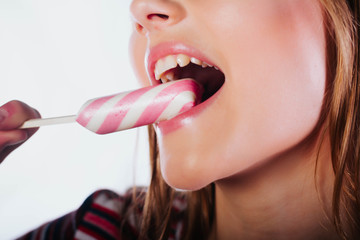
[135,1,360,239]
[321,0,360,238]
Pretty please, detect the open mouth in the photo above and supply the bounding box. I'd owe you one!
[154,54,225,102]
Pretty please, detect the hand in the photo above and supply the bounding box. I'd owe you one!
[0,100,40,163]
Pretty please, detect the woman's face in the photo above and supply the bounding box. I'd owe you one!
[130,0,326,190]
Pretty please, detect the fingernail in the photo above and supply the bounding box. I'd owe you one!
[0,108,9,123]
[8,131,28,146]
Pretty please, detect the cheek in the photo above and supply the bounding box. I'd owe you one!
[229,42,326,150]
[225,20,325,170]
[156,0,326,190]
[219,0,326,152]
[129,32,149,87]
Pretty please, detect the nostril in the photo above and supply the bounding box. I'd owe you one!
[147,13,169,21]
[135,23,144,32]
[133,13,170,35]
[130,0,185,33]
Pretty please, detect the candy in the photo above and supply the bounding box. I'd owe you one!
[77,79,202,134]
[20,79,202,134]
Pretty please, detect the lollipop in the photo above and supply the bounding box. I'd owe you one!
[21,79,202,134]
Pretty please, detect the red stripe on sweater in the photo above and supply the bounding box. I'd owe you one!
[77,225,107,240]
[92,203,122,220]
[84,212,119,238]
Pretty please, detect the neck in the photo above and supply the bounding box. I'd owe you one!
[211,132,338,240]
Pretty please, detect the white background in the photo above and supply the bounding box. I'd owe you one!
[0,1,151,239]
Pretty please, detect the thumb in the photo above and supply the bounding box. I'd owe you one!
[0,100,41,130]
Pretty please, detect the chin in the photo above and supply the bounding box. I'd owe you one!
[159,151,217,191]
[163,176,211,191]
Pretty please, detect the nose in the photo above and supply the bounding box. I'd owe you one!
[130,0,186,35]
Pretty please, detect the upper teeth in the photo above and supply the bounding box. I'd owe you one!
[154,54,213,83]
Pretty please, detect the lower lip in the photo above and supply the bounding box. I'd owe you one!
[156,84,223,134]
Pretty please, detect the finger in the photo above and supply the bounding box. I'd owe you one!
[0,130,28,149]
[0,100,41,130]
[0,129,28,163]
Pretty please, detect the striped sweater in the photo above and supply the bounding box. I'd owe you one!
[17,189,187,240]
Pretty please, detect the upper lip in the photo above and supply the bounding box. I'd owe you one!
[146,41,219,85]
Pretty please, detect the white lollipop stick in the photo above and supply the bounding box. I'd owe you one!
[20,115,77,129]
[20,79,203,134]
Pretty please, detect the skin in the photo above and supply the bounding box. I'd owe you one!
[130,0,339,239]
[0,101,39,163]
[0,0,338,238]
[130,0,327,189]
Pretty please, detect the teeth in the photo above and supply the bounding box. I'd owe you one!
[155,55,177,80]
[160,72,176,83]
[176,54,190,67]
[190,57,202,65]
[166,71,175,81]
[154,54,216,82]
[160,76,169,83]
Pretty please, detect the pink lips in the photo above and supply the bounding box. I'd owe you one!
[147,42,224,134]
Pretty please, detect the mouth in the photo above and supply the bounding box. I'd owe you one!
[152,54,225,102]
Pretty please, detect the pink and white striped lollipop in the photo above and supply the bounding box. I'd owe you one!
[21,79,202,134]
[77,79,202,134]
